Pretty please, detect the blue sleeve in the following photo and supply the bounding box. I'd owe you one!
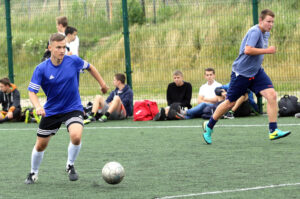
[28,66,42,93]
[120,90,133,109]
[106,91,115,103]
[72,55,90,72]
[246,29,260,48]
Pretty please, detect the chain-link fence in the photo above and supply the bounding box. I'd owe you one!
[1,0,299,108]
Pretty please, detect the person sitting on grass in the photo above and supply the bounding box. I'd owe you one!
[84,73,133,124]
[154,70,192,121]
[0,77,21,123]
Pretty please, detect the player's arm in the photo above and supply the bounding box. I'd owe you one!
[87,64,109,94]
[29,91,45,116]
[244,45,276,55]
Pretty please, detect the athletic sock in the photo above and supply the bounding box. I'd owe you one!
[269,122,277,133]
[31,147,44,174]
[104,112,110,118]
[207,117,217,129]
[67,142,81,166]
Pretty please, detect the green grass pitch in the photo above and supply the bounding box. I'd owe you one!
[0,116,300,199]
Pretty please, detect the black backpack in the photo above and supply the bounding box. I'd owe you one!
[278,95,300,117]
[234,101,251,117]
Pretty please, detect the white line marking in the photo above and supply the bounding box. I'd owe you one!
[0,123,299,131]
[155,182,300,199]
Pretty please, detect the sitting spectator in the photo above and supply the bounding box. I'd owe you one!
[184,68,222,119]
[84,73,133,124]
[65,26,78,56]
[154,70,192,120]
[0,77,21,123]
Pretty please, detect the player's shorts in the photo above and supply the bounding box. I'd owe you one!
[227,68,273,102]
[98,102,127,120]
[37,110,84,137]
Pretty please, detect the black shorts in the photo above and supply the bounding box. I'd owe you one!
[37,110,84,137]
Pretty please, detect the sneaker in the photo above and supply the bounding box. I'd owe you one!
[224,111,234,119]
[66,164,78,181]
[175,112,185,120]
[269,129,291,140]
[25,172,38,184]
[98,115,108,122]
[154,108,166,121]
[24,110,30,124]
[83,115,95,125]
[202,121,213,144]
[32,109,41,124]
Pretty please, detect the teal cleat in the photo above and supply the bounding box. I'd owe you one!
[269,129,291,140]
[202,121,213,144]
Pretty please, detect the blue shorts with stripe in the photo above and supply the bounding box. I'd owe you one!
[227,68,273,102]
[37,110,84,137]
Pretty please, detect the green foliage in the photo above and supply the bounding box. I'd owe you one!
[156,4,175,23]
[128,0,146,25]
[22,38,45,56]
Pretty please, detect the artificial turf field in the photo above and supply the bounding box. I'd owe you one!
[0,116,300,199]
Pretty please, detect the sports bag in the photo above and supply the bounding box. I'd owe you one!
[278,95,299,117]
[133,100,159,121]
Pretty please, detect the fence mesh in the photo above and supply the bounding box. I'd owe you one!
[1,0,299,109]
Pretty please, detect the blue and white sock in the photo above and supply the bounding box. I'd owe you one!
[67,142,81,166]
[31,147,44,174]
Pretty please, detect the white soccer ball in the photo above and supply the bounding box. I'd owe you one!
[102,161,125,185]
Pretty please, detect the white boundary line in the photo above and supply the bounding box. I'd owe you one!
[155,182,300,199]
[0,123,299,131]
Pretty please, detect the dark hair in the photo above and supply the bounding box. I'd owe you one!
[65,26,77,35]
[49,33,65,44]
[0,77,11,86]
[260,9,275,20]
[56,16,68,27]
[115,73,126,84]
[205,68,215,74]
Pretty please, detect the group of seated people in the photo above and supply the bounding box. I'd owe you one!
[0,69,260,125]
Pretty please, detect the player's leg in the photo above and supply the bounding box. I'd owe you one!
[65,111,84,181]
[99,95,122,122]
[84,95,105,124]
[203,72,248,144]
[253,68,291,140]
[25,115,61,184]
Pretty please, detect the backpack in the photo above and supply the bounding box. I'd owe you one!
[234,101,251,117]
[278,95,300,117]
[167,103,182,120]
[133,100,159,121]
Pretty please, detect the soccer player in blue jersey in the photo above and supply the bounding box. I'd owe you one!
[25,33,109,184]
[202,9,291,144]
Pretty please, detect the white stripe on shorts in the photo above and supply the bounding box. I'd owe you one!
[65,117,83,127]
[37,128,59,136]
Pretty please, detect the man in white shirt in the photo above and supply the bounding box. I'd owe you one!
[185,68,222,119]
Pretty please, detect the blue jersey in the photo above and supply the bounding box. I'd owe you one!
[232,25,270,77]
[28,55,90,117]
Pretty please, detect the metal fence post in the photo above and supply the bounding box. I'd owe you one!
[252,0,262,114]
[122,0,132,89]
[4,0,14,83]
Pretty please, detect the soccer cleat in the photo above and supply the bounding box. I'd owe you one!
[66,164,78,181]
[32,109,41,124]
[269,129,291,140]
[83,116,95,125]
[202,121,213,144]
[25,172,38,184]
[24,110,30,124]
[295,113,300,118]
[224,111,234,119]
[99,115,108,122]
